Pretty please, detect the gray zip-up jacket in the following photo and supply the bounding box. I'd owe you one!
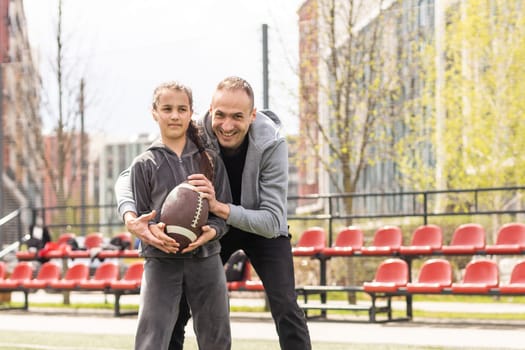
[198,110,289,239]
[129,138,231,258]
[115,110,289,239]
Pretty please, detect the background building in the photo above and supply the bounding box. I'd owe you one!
[0,0,42,246]
[97,133,155,233]
[296,0,435,215]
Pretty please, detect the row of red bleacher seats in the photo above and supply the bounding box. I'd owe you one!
[10,222,523,307]
[292,222,525,257]
[290,222,525,322]
[294,256,525,322]
[221,222,525,293]
[18,221,524,264]
[0,260,143,316]
[15,232,140,261]
[12,230,264,294]
[364,257,525,295]
[2,251,263,315]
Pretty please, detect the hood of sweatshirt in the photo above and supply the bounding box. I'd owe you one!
[146,138,200,156]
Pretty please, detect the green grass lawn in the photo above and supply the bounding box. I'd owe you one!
[4,292,525,322]
[1,293,524,350]
[0,330,447,350]
[1,295,523,350]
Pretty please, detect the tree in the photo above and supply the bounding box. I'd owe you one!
[297,0,412,299]
[394,0,525,244]
[33,0,90,304]
[396,0,525,206]
[298,0,410,220]
[35,0,88,228]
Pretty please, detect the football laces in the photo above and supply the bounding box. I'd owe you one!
[191,192,204,228]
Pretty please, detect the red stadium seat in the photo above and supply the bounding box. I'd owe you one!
[69,232,104,259]
[0,261,6,279]
[406,259,452,293]
[243,279,265,291]
[485,223,525,255]
[498,260,525,294]
[111,261,144,317]
[363,258,409,293]
[227,260,263,291]
[116,232,140,257]
[322,226,363,256]
[98,232,139,259]
[110,261,144,290]
[22,261,61,289]
[56,233,77,245]
[442,224,486,254]
[399,225,443,255]
[361,226,403,256]
[15,250,38,261]
[0,262,33,289]
[49,263,89,290]
[39,233,77,260]
[119,248,140,258]
[292,227,326,257]
[78,262,119,290]
[450,259,498,294]
[39,242,72,260]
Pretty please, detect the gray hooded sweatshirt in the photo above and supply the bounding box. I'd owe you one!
[130,138,231,258]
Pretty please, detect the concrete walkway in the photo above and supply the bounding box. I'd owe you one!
[0,309,524,349]
[2,291,525,349]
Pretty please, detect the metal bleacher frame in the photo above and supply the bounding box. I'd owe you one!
[287,186,525,322]
[1,186,524,321]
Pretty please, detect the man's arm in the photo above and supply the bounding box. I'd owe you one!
[115,167,137,220]
[188,139,288,239]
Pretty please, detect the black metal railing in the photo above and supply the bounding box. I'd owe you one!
[288,186,525,245]
[1,186,524,247]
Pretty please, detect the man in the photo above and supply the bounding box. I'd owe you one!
[115,76,311,350]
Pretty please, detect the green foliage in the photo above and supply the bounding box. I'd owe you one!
[299,0,407,196]
[398,0,525,192]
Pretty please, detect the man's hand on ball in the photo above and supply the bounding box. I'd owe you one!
[187,174,219,211]
[188,174,231,220]
[124,210,179,254]
[182,225,216,253]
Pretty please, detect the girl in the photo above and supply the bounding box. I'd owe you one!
[130,81,231,350]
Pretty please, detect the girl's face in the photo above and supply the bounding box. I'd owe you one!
[153,88,193,143]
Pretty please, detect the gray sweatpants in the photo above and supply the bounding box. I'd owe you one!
[135,255,231,350]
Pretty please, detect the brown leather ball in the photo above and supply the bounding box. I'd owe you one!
[160,182,209,250]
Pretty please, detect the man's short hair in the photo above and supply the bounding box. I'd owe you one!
[216,76,254,110]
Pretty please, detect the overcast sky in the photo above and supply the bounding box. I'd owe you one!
[23,0,304,140]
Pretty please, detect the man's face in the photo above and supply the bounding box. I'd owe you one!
[210,89,256,153]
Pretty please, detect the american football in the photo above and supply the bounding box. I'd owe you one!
[160,182,209,250]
